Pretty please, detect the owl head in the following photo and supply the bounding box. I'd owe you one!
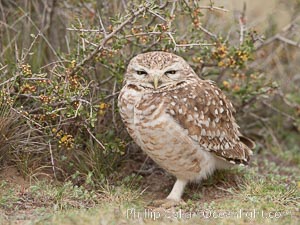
[124,51,196,90]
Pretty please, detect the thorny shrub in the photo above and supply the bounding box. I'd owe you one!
[0,0,299,185]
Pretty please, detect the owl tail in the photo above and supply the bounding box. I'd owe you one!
[239,136,256,150]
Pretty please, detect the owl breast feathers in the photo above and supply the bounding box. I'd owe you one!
[118,51,254,200]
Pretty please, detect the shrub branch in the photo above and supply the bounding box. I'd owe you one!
[70,4,150,76]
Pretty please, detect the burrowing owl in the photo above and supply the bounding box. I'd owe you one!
[118,51,254,202]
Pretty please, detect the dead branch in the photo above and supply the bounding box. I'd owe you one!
[255,16,300,50]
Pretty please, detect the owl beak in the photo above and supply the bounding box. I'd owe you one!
[153,76,159,89]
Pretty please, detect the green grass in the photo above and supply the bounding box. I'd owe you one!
[0,151,299,225]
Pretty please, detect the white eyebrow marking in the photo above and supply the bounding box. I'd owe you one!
[134,65,149,72]
[163,63,182,72]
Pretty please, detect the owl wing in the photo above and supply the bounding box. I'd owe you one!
[166,79,254,165]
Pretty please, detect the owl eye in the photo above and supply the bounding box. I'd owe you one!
[136,70,148,75]
[165,70,177,75]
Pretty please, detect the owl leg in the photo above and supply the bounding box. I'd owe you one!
[151,179,187,208]
[166,179,187,201]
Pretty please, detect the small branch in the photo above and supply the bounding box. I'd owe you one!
[173,42,215,47]
[198,6,229,12]
[85,125,106,150]
[255,16,300,50]
[103,91,120,100]
[167,32,215,50]
[121,0,127,11]
[181,0,219,40]
[257,34,300,49]
[10,107,44,129]
[98,11,107,37]
[70,4,149,76]
[148,9,167,22]
[276,35,300,47]
[99,75,114,85]
[0,64,7,70]
[239,2,247,45]
[124,31,167,38]
[166,1,176,30]
[111,79,117,128]
[67,28,101,32]
[198,25,218,39]
[48,141,57,180]
[262,101,296,122]
[15,6,62,62]
[22,32,41,61]
[0,74,19,87]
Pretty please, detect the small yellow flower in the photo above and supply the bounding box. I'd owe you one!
[21,83,36,93]
[192,57,202,63]
[70,60,76,68]
[21,64,32,76]
[60,135,68,143]
[240,54,248,61]
[218,60,225,67]
[99,102,108,110]
[217,45,227,58]
[222,80,230,89]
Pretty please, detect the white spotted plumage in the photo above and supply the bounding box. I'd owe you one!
[118,51,255,202]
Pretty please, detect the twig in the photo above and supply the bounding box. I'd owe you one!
[148,9,167,22]
[67,28,101,32]
[104,91,120,100]
[258,34,300,49]
[74,101,82,118]
[16,6,62,62]
[198,25,218,39]
[22,32,41,61]
[276,35,300,47]
[181,0,219,40]
[98,11,107,37]
[40,60,71,69]
[85,125,106,150]
[255,16,300,50]
[70,4,149,76]
[278,90,300,108]
[0,74,19,87]
[198,6,229,12]
[167,1,176,29]
[0,20,18,32]
[182,0,229,12]
[48,141,57,179]
[124,31,167,38]
[99,75,114,85]
[167,32,215,50]
[0,64,8,72]
[10,107,44,129]
[121,0,127,11]
[239,2,247,45]
[0,31,20,59]
[111,79,117,128]
[262,101,296,122]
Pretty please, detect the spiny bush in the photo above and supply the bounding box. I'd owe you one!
[0,0,299,184]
